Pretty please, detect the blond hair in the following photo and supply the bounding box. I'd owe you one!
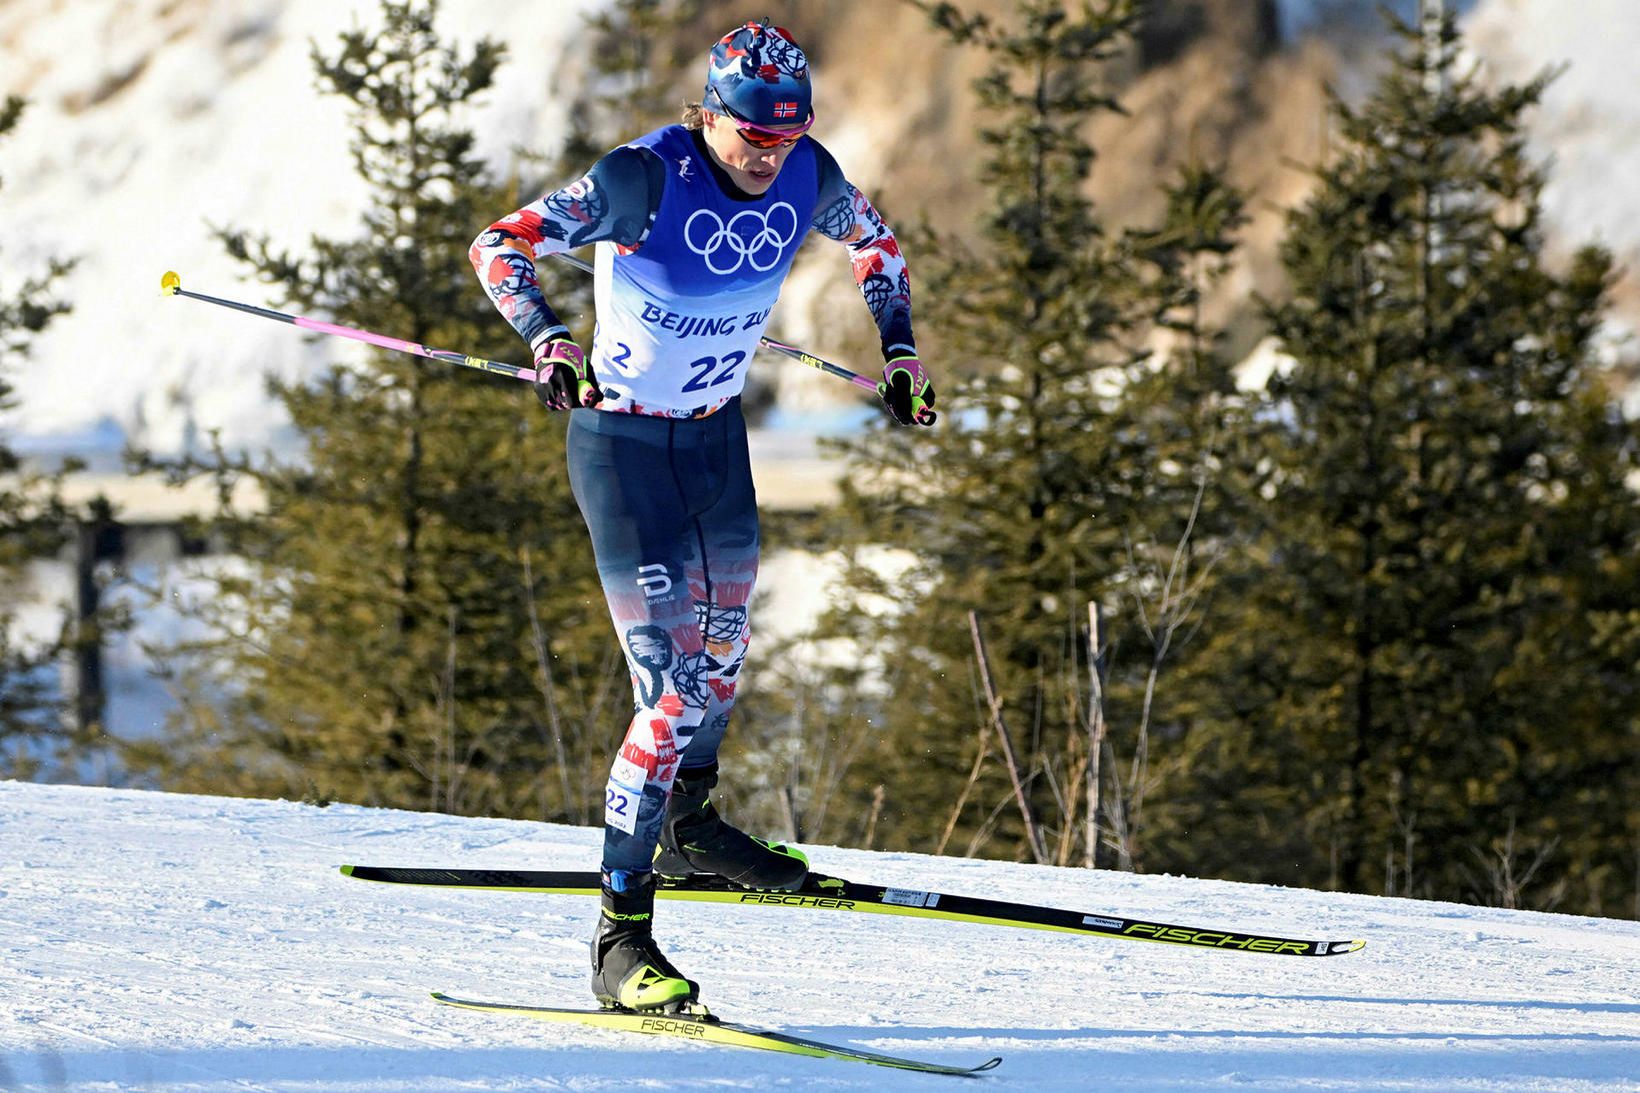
[681,101,706,130]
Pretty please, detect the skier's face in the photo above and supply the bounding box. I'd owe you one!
[701,111,804,195]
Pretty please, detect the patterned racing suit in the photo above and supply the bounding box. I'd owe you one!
[471,124,916,876]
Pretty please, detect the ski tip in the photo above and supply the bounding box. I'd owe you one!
[338,864,356,877]
[160,270,181,295]
[976,1056,1004,1072]
[1324,939,1367,955]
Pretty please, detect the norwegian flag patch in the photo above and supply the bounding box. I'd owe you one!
[773,101,799,119]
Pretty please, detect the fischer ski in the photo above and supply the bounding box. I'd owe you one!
[430,992,1002,1076]
[342,865,1365,957]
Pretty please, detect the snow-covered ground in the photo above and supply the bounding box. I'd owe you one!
[1,782,1635,1091]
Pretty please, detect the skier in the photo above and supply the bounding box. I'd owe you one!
[470,20,936,1013]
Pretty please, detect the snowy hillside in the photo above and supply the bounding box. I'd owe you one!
[2,0,1638,456]
[2,782,1636,1091]
[1466,0,1640,323]
[0,0,601,456]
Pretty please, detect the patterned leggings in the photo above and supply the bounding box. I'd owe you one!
[566,399,758,876]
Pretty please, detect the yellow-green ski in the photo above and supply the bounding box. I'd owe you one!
[429,992,1002,1077]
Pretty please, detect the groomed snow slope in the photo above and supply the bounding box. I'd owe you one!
[1,781,1635,1092]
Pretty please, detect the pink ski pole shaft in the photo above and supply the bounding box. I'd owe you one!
[159,271,539,384]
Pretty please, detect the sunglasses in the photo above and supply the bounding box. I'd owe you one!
[706,89,813,149]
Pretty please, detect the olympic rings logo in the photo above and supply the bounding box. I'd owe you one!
[684,202,800,276]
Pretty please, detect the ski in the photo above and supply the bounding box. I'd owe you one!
[429,992,1003,1076]
[342,865,1365,957]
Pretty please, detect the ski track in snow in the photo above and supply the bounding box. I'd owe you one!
[0,782,1635,1092]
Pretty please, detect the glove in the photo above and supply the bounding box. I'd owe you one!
[878,355,937,426]
[533,337,603,411]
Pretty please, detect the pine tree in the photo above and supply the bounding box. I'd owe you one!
[1093,160,1252,870]
[0,96,80,777]
[1164,12,1640,914]
[565,0,706,153]
[126,1,623,820]
[736,1,1248,865]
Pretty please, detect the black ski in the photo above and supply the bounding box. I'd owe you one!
[341,864,1364,957]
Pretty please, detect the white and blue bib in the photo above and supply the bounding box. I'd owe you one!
[590,125,819,418]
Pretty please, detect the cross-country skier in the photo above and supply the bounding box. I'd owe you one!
[470,20,936,1013]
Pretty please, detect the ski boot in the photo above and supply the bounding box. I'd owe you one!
[590,871,699,1012]
[654,765,809,890]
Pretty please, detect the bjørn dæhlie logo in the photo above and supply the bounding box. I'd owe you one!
[636,563,672,598]
[684,202,799,276]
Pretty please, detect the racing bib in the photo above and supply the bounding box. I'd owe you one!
[590,125,819,418]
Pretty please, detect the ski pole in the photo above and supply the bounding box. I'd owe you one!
[548,252,880,394]
[159,271,542,384]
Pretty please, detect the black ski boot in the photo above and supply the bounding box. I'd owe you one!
[654,765,809,890]
[590,872,699,1012]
